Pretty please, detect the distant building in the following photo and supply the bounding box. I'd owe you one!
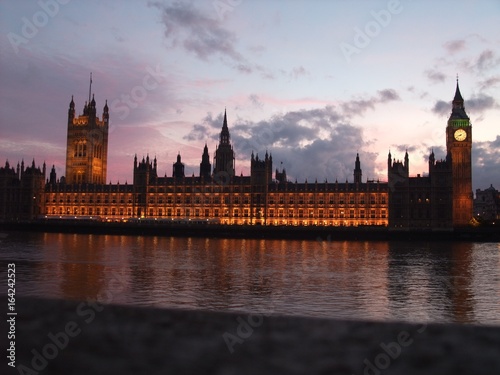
[0,82,475,228]
[474,185,500,221]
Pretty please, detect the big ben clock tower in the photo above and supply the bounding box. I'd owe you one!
[446,80,473,226]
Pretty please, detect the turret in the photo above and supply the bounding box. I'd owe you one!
[68,95,75,125]
[173,153,185,179]
[213,109,235,180]
[49,165,57,184]
[88,94,97,119]
[199,143,211,180]
[102,100,109,124]
[429,149,435,168]
[354,153,362,184]
[220,109,230,145]
[251,152,272,186]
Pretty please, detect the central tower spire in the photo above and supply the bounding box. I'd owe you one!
[220,108,230,144]
[88,72,92,105]
[449,78,468,121]
[213,108,235,180]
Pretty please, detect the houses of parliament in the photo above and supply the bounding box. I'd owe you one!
[0,82,474,228]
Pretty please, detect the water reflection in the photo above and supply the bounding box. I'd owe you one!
[387,242,476,323]
[1,232,499,324]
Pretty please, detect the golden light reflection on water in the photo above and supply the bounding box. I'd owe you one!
[3,232,500,324]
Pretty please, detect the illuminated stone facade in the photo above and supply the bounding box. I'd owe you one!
[1,84,475,228]
[65,93,109,185]
[41,111,388,226]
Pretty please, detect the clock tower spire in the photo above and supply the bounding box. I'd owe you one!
[446,79,472,226]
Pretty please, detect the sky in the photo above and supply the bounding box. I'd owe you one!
[1,0,499,191]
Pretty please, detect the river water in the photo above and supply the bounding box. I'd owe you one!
[1,231,499,325]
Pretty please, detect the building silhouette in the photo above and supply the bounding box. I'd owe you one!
[0,83,475,228]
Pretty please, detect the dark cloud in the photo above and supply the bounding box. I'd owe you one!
[473,136,500,191]
[378,89,400,102]
[467,93,497,113]
[432,100,449,116]
[181,89,408,181]
[235,63,253,74]
[429,146,446,160]
[443,39,466,54]
[425,69,446,83]
[187,104,385,182]
[183,124,209,141]
[151,1,243,62]
[392,145,417,154]
[150,1,274,79]
[476,50,499,72]
[460,49,500,73]
[432,93,497,118]
[201,112,225,129]
[341,89,400,117]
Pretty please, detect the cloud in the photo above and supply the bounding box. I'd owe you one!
[443,39,466,54]
[249,94,263,109]
[151,1,244,62]
[467,93,497,111]
[183,124,210,141]
[459,49,500,74]
[473,136,500,190]
[475,50,499,72]
[478,76,500,91]
[290,66,308,80]
[184,102,387,182]
[392,145,417,154]
[341,89,400,117]
[378,89,400,102]
[425,69,446,83]
[432,93,497,118]
[432,100,449,116]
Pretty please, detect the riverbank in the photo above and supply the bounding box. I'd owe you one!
[1,219,499,241]
[10,297,500,375]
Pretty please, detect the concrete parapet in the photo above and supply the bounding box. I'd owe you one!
[10,297,500,374]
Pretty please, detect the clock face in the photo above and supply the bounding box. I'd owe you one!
[454,129,467,141]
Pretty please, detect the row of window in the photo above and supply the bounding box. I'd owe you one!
[45,195,387,205]
[46,207,386,219]
[46,198,133,204]
[73,142,103,159]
